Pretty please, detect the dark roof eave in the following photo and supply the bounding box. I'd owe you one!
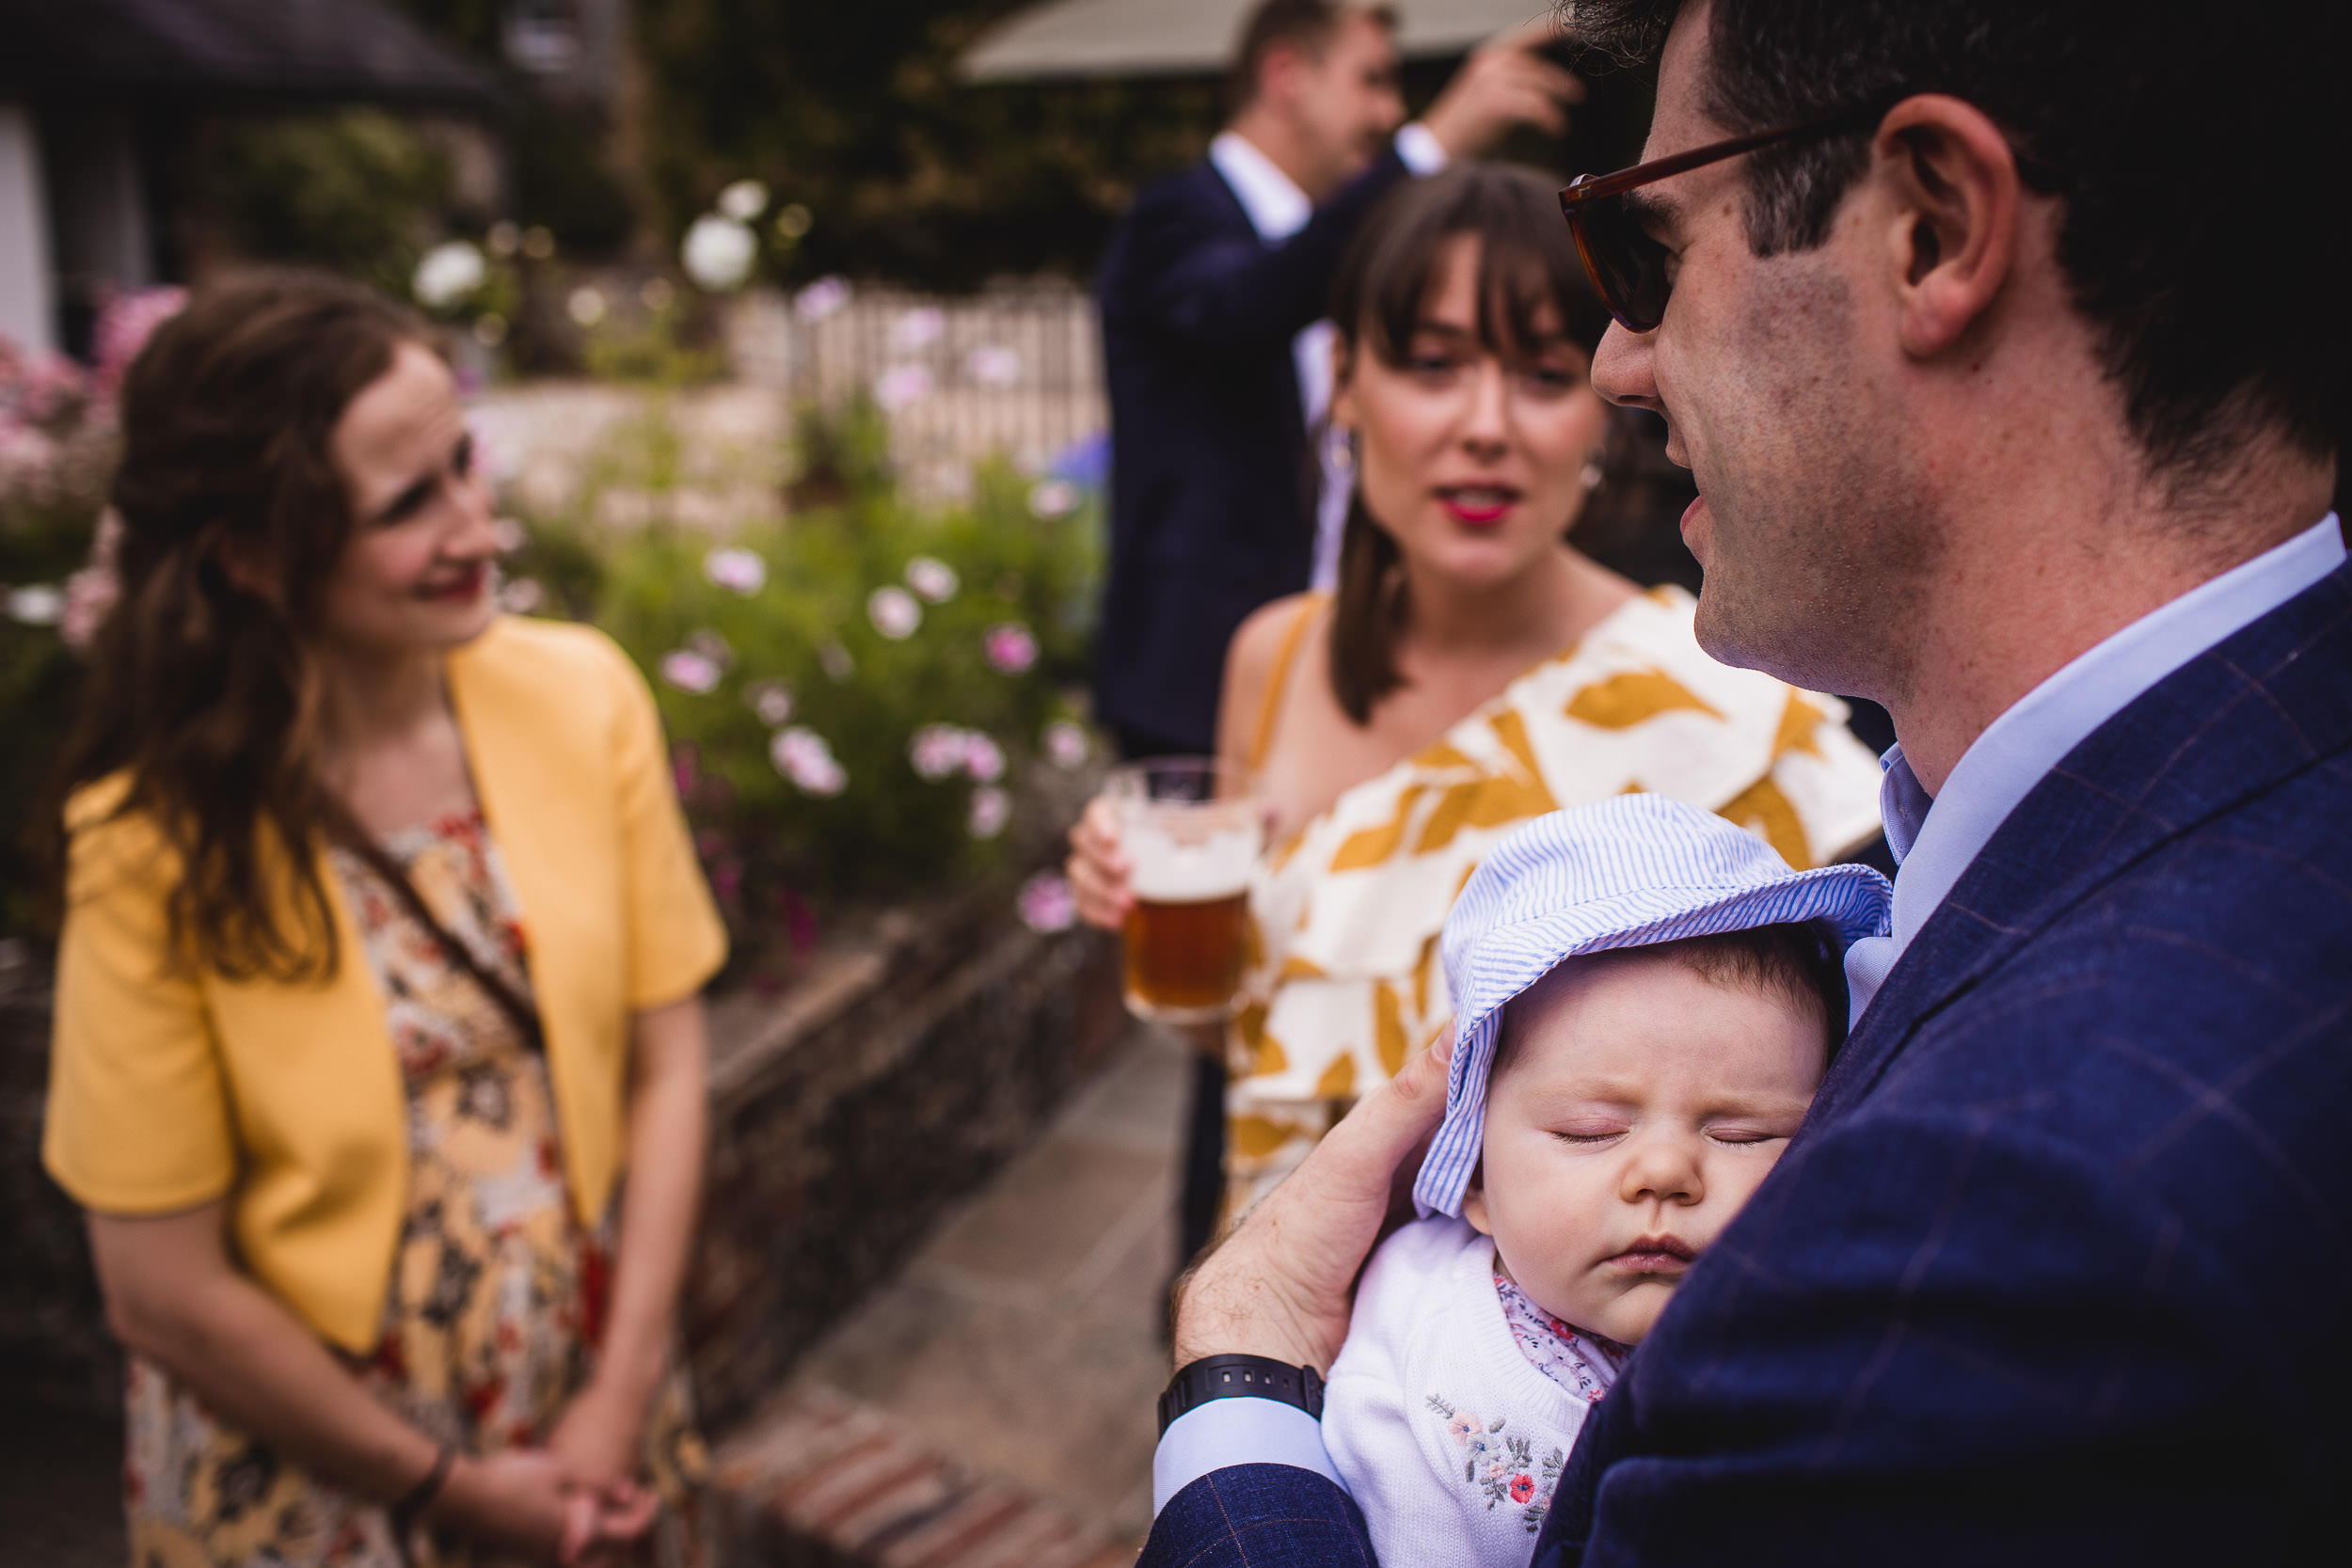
[0,71,509,119]
[0,0,508,119]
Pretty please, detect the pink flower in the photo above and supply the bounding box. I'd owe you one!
[960,732,1005,783]
[705,546,768,594]
[904,555,959,603]
[908,723,968,780]
[984,622,1038,674]
[1446,1413,1479,1445]
[4,350,89,425]
[747,681,795,725]
[93,288,186,390]
[867,585,921,640]
[0,421,61,502]
[57,510,124,650]
[771,726,847,796]
[1016,871,1076,932]
[1042,719,1089,770]
[965,344,1022,388]
[659,649,723,694]
[795,277,850,322]
[967,785,1010,839]
[872,365,933,412]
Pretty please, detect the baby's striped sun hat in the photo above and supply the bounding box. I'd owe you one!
[1414,794,1892,1218]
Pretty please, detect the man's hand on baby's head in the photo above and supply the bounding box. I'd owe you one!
[1171,1026,1454,1373]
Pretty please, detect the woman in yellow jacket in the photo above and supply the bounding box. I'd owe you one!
[43,273,727,1566]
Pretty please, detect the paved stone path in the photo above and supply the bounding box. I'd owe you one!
[717,1021,1186,1558]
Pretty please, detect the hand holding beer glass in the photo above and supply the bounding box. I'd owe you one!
[1072,758,1262,1023]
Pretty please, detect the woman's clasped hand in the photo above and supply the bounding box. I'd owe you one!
[425,1448,655,1565]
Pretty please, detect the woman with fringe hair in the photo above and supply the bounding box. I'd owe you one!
[1069,165,1884,1229]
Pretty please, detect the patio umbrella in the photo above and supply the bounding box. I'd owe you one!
[961,0,1559,81]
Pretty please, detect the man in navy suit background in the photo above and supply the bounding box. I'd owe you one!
[1136,0,2351,1560]
[1094,0,1578,1275]
[1094,1,1577,763]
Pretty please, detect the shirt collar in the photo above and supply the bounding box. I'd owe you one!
[1847,512,2345,1022]
[1210,130,1311,243]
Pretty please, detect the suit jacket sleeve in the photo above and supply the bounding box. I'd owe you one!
[1131,148,1412,355]
[1141,1465,1378,1568]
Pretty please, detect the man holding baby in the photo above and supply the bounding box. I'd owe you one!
[1140,0,2350,1563]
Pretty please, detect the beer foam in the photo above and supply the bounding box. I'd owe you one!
[1126,819,1258,903]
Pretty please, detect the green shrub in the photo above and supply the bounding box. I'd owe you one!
[502,398,1102,951]
[201,110,459,297]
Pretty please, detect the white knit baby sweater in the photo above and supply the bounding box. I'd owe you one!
[1324,1216,1609,1568]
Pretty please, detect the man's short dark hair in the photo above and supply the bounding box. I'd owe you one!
[1230,0,1398,112]
[1565,0,2347,488]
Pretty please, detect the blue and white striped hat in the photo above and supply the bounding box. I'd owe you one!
[1412,794,1891,1218]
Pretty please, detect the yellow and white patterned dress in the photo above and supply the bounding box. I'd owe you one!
[1223,587,1885,1213]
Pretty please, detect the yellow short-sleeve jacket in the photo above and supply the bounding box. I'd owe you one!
[42,616,728,1353]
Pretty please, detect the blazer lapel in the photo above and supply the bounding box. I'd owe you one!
[1814,563,2352,1125]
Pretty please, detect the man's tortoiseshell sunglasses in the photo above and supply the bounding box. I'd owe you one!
[1558,102,1892,333]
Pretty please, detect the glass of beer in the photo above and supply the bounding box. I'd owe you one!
[1108,757,1261,1024]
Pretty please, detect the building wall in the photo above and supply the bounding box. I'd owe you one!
[0,104,56,354]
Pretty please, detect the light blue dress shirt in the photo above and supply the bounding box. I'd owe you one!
[1151,512,2345,1518]
[1842,513,2345,1022]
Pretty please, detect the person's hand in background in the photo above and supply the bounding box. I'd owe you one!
[1422,19,1586,158]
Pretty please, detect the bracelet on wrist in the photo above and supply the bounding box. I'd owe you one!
[389,1443,457,1534]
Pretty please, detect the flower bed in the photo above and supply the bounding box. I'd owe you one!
[497,396,1100,970]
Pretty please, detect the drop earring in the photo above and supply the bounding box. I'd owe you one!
[1327,424,1358,476]
[1580,456,1604,492]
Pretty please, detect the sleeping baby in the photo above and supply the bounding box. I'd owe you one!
[1321,796,1891,1565]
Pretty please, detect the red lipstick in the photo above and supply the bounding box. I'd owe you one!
[420,563,486,603]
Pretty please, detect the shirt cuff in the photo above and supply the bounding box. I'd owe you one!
[1152,1397,1346,1517]
[1395,121,1450,176]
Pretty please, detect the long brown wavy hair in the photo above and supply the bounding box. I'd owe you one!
[1324,164,1622,724]
[51,270,429,981]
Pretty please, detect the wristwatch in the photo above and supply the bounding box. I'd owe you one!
[1156,1354,1326,1437]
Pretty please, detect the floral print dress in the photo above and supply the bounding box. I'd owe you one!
[123,810,709,1568]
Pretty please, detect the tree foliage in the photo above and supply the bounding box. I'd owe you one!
[634,0,1232,289]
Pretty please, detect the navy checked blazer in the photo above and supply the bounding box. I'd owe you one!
[1141,562,2352,1566]
[1092,147,1412,752]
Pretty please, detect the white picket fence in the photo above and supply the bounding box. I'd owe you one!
[729,279,1106,499]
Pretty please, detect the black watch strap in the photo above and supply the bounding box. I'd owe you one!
[1157,1354,1326,1437]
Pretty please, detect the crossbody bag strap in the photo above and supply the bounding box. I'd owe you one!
[320,800,547,1053]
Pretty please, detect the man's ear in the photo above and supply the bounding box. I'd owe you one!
[1870,93,2025,360]
[1259,40,1312,112]
[1461,1161,1495,1237]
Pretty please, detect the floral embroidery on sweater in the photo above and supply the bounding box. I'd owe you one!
[1425,1393,1566,1532]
